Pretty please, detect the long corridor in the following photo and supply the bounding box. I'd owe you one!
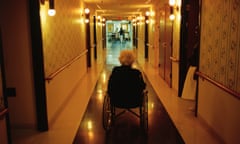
[73,40,185,144]
[10,40,221,144]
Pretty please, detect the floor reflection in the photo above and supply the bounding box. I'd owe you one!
[106,40,133,65]
[73,40,185,144]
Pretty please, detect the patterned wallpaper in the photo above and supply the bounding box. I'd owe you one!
[40,0,86,76]
[200,0,240,93]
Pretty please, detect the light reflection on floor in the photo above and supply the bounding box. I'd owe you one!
[73,39,185,144]
[10,39,221,144]
[106,40,133,65]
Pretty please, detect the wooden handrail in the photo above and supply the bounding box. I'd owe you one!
[45,50,88,81]
[0,108,8,119]
[196,71,240,100]
[146,43,153,48]
[170,56,180,62]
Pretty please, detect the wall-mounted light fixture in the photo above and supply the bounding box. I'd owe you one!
[96,16,106,26]
[84,8,90,23]
[145,11,150,17]
[84,8,90,14]
[97,15,101,25]
[145,11,149,24]
[48,0,56,16]
[145,11,155,24]
[102,17,106,26]
[40,0,56,16]
[169,6,175,21]
[132,18,137,26]
[169,0,180,10]
[169,0,176,7]
[169,0,179,20]
[85,19,90,23]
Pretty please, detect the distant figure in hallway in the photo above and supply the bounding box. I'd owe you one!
[107,50,146,107]
[119,27,124,43]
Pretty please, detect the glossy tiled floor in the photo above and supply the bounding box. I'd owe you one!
[11,39,221,144]
[73,63,184,144]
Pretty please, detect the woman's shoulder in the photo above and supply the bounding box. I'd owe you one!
[112,66,121,71]
[113,66,141,73]
[132,68,142,74]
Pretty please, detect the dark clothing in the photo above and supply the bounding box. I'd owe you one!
[107,66,146,108]
[119,28,124,36]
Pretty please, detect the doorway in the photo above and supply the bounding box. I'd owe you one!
[179,0,200,97]
[159,5,173,87]
[105,20,133,65]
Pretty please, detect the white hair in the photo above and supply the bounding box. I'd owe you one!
[118,50,135,66]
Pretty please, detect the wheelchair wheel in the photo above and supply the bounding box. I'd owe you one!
[102,94,112,131]
[140,91,148,132]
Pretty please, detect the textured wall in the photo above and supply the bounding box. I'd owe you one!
[39,0,88,127]
[199,1,240,143]
[200,0,240,93]
[40,0,86,76]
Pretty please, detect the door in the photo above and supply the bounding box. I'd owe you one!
[179,0,200,96]
[165,8,173,87]
[0,29,10,144]
[0,62,8,144]
[159,5,173,87]
[159,9,165,79]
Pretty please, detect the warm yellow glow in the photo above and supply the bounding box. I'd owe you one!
[87,121,93,130]
[150,11,155,17]
[97,15,101,19]
[132,63,137,68]
[98,89,103,94]
[177,0,181,7]
[85,19,89,23]
[169,14,175,21]
[87,120,94,139]
[74,17,86,24]
[150,19,155,24]
[177,13,181,21]
[80,17,84,24]
[73,9,83,15]
[97,93,103,102]
[146,20,149,24]
[102,72,106,83]
[137,16,141,20]
[88,131,94,139]
[48,9,56,16]
[151,103,154,109]
[84,8,90,14]
[169,0,176,6]
[40,6,47,25]
[145,11,150,16]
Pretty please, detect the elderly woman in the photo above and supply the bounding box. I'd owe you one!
[107,50,146,108]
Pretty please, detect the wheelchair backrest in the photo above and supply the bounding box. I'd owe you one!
[108,66,146,108]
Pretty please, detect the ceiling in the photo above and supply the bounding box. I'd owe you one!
[84,0,168,20]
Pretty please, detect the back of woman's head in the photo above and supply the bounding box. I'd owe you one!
[118,50,135,66]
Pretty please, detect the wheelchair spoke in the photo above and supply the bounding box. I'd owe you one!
[141,91,148,133]
[102,94,112,131]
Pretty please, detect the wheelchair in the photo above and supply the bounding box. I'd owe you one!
[102,89,148,133]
